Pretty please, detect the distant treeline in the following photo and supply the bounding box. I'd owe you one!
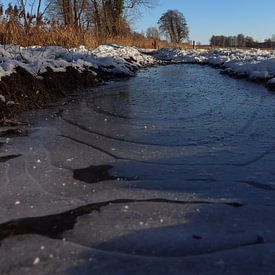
[210,34,275,48]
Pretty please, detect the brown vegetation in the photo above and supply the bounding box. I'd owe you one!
[0,2,189,49]
[0,20,183,49]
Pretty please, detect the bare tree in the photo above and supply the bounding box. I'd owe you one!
[235,34,244,47]
[46,0,154,38]
[124,0,155,9]
[146,26,159,39]
[18,0,28,27]
[158,9,189,43]
[15,0,51,30]
[210,34,257,48]
[101,0,124,36]
[90,0,153,37]
[47,0,88,26]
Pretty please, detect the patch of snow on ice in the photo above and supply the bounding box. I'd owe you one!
[0,95,5,103]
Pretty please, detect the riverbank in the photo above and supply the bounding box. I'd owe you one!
[2,45,275,125]
[153,48,275,89]
[0,45,156,125]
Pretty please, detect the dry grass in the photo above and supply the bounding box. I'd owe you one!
[105,35,190,49]
[0,20,191,49]
[0,22,97,47]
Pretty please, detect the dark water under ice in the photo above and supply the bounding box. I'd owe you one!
[1,64,275,274]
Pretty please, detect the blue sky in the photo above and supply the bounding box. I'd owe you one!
[134,0,275,44]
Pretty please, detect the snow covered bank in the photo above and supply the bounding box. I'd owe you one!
[2,44,275,92]
[152,48,275,89]
[0,44,156,80]
[2,45,275,89]
[0,44,156,123]
[2,44,275,123]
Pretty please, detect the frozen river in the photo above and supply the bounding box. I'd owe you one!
[1,64,275,274]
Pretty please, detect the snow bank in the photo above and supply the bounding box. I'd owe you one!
[152,48,275,84]
[2,43,275,94]
[0,44,156,81]
[0,44,158,111]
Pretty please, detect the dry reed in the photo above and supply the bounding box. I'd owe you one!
[0,20,190,49]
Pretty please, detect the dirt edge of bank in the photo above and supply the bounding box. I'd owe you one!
[0,66,122,126]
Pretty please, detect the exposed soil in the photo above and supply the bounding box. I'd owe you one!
[0,66,112,125]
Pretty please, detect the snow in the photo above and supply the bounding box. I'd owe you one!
[0,95,5,103]
[152,48,275,83]
[1,44,275,95]
[267,77,275,89]
[268,78,275,84]
[0,44,156,81]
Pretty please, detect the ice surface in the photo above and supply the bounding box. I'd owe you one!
[1,64,275,273]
